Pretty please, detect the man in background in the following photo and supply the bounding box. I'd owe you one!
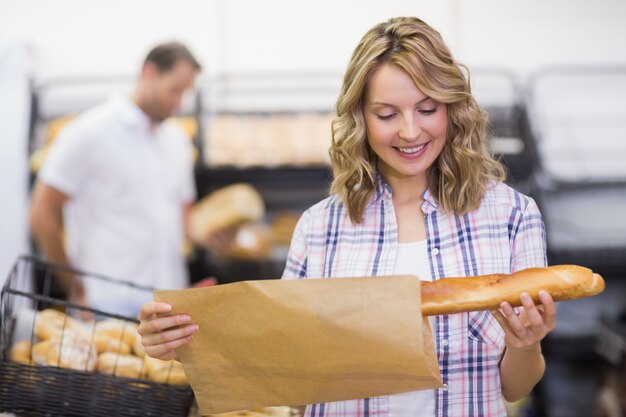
[30,42,220,317]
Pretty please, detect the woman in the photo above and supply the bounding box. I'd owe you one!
[138,17,556,417]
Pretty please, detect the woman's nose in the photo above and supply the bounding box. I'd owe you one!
[399,114,421,140]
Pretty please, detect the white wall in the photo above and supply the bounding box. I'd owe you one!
[215,0,455,74]
[0,0,221,79]
[456,0,626,78]
[2,0,624,81]
[0,39,31,282]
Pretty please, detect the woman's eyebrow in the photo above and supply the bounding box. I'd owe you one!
[370,96,431,106]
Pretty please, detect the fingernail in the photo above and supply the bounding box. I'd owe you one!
[539,290,547,297]
[180,315,190,323]
[161,304,172,312]
[190,324,199,333]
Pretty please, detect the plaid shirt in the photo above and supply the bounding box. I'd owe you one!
[282,178,547,417]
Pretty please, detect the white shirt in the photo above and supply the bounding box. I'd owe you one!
[389,240,436,417]
[39,96,196,317]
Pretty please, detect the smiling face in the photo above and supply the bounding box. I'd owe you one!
[364,63,448,192]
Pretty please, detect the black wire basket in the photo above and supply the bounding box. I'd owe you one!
[0,255,195,417]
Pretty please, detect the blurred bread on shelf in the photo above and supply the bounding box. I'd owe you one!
[45,114,76,144]
[189,183,265,244]
[269,212,301,246]
[30,114,199,172]
[226,223,271,259]
[170,116,198,139]
[204,113,333,167]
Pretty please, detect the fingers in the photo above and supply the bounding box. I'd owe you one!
[138,313,192,337]
[156,349,181,362]
[137,301,198,361]
[191,277,218,288]
[493,292,557,351]
[538,290,557,330]
[138,301,172,321]
[143,325,198,359]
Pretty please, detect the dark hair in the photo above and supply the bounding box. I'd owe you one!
[143,42,201,72]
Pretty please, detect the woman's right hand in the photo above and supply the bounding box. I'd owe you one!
[137,301,199,361]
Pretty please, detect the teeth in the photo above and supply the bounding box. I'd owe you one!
[397,144,426,154]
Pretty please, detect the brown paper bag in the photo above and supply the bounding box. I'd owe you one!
[155,275,442,415]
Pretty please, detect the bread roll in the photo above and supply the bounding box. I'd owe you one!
[97,352,144,379]
[10,340,31,365]
[34,308,80,341]
[189,184,265,243]
[420,265,605,316]
[94,319,138,348]
[143,355,188,385]
[31,330,97,371]
[94,334,131,355]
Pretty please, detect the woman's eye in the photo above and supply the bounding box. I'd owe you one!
[419,108,438,115]
[376,113,396,120]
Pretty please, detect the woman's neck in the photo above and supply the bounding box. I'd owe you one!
[384,173,427,206]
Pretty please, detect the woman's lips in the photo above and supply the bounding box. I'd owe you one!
[393,141,429,159]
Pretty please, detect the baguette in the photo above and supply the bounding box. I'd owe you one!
[420,265,605,316]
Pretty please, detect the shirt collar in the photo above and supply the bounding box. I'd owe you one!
[368,172,439,213]
[113,95,156,132]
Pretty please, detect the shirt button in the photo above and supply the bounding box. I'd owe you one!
[442,384,448,391]
[441,339,449,346]
[432,247,440,255]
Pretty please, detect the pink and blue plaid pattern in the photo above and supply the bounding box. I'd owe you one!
[282,178,547,417]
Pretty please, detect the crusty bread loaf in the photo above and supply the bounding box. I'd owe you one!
[420,265,605,316]
[10,340,31,365]
[31,330,97,371]
[189,183,265,244]
[94,334,132,355]
[34,308,81,341]
[97,352,144,379]
[143,355,188,385]
[94,319,138,348]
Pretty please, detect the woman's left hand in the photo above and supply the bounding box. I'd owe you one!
[492,290,557,351]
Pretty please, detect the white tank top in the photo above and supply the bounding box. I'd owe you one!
[388,240,435,417]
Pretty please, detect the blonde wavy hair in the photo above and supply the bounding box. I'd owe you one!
[330,16,506,224]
